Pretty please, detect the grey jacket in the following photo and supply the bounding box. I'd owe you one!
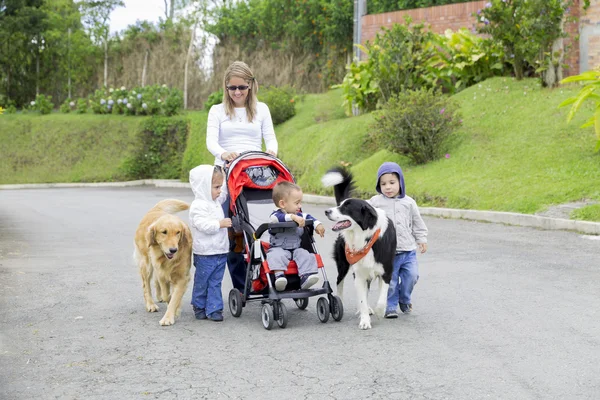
[369,194,428,252]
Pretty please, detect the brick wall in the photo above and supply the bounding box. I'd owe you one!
[361,1,486,43]
[360,0,600,76]
[579,0,600,71]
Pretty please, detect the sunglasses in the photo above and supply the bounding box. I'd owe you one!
[226,85,250,91]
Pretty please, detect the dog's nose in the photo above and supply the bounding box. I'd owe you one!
[169,248,178,254]
[325,209,331,216]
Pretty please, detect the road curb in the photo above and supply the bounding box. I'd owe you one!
[2,180,599,235]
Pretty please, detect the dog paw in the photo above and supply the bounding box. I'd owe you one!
[159,314,175,326]
[358,315,372,330]
[374,304,386,318]
[146,303,159,312]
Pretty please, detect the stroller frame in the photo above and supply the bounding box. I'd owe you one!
[224,151,344,329]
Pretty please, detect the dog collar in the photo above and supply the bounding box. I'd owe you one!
[345,228,381,265]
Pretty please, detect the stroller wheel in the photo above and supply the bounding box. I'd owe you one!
[330,295,344,321]
[261,303,275,330]
[228,289,243,317]
[293,297,309,310]
[316,297,330,323]
[276,302,288,329]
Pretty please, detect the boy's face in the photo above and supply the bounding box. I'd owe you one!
[380,173,400,198]
[211,174,224,200]
[278,189,303,214]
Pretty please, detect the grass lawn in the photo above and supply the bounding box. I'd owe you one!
[0,113,141,183]
[1,77,599,220]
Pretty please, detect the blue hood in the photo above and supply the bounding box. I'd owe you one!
[376,162,405,198]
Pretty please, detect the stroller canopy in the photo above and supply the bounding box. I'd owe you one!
[226,151,295,212]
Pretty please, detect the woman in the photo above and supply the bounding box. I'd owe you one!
[206,61,278,292]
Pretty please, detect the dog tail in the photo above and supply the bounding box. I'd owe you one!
[153,199,190,214]
[321,167,355,206]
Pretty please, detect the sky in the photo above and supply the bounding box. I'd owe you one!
[109,0,165,34]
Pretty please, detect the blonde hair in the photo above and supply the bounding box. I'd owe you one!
[272,181,301,206]
[222,61,258,122]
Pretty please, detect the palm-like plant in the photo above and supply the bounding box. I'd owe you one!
[559,69,600,152]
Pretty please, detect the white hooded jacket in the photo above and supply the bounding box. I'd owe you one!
[189,165,229,255]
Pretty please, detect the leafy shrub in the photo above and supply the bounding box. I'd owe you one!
[337,19,436,115]
[333,58,379,115]
[121,117,189,179]
[428,29,506,93]
[76,98,88,114]
[29,94,54,115]
[204,88,223,111]
[371,88,461,164]
[87,85,183,116]
[259,85,297,125]
[60,98,76,113]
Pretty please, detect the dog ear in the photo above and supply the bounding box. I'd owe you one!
[179,224,191,247]
[360,203,378,230]
[146,223,157,247]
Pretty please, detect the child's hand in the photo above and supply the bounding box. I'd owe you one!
[220,218,232,228]
[315,224,325,238]
[291,214,305,227]
[418,243,427,254]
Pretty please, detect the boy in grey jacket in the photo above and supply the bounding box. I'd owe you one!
[369,162,428,318]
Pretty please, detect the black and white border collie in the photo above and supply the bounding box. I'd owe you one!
[322,167,396,330]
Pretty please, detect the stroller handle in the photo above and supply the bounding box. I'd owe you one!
[255,219,313,238]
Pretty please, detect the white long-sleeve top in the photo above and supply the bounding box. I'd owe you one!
[189,165,229,255]
[206,102,278,166]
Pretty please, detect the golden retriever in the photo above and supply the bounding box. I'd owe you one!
[133,199,192,326]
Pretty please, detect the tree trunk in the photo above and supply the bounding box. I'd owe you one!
[543,18,565,88]
[104,40,108,88]
[184,25,196,110]
[513,55,524,80]
[68,28,72,99]
[169,0,175,21]
[141,48,149,87]
[36,50,40,96]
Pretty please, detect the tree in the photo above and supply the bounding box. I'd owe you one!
[79,0,124,87]
[0,0,47,106]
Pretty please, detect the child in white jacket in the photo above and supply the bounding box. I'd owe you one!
[189,165,232,322]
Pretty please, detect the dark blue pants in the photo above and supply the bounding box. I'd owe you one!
[191,254,227,315]
[222,196,247,292]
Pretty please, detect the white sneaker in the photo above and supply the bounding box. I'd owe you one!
[300,274,319,289]
[274,274,288,291]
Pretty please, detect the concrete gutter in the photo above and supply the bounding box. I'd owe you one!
[2,179,599,235]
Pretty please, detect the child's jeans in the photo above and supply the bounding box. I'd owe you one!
[192,253,227,316]
[387,250,419,311]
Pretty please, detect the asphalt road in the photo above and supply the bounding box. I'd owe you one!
[1,187,599,400]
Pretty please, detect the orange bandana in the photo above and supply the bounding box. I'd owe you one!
[345,229,381,265]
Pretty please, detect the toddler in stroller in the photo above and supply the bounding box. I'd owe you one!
[224,151,343,329]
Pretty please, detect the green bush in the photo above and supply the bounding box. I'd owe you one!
[371,88,461,164]
[337,19,436,115]
[428,29,506,93]
[259,85,297,125]
[204,88,223,111]
[60,98,76,113]
[76,98,88,114]
[29,94,54,115]
[121,117,189,179]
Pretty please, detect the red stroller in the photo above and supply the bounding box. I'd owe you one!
[225,151,343,329]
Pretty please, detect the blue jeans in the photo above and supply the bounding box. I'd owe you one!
[222,196,247,292]
[192,254,227,316]
[387,250,419,311]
